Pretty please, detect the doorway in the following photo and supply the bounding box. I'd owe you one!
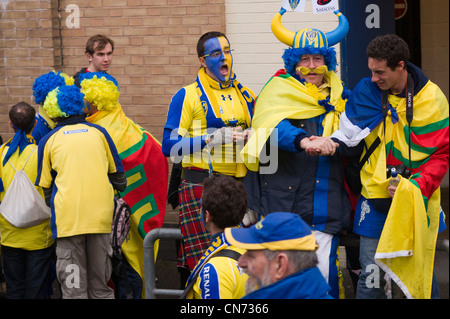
[395,0,422,67]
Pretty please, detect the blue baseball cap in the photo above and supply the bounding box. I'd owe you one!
[224,212,318,251]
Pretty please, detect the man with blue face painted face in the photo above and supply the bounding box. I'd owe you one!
[200,36,234,84]
[162,32,256,283]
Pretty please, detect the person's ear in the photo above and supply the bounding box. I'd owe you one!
[397,61,405,71]
[272,253,291,281]
[204,210,212,223]
[199,56,207,68]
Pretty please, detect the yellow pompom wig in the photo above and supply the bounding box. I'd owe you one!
[80,72,120,111]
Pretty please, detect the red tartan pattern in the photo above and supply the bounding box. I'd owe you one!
[177,181,211,270]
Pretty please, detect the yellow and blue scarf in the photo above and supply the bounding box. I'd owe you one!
[195,67,254,129]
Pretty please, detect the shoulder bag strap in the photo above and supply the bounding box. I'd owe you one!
[7,146,37,172]
[357,90,388,170]
[406,74,414,170]
[357,137,381,171]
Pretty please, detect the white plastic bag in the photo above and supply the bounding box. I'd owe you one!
[0,151,51,228]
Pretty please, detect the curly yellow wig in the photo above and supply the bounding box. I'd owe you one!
[80,73,120,111]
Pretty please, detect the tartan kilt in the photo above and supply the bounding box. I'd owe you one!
[177,181,210,270]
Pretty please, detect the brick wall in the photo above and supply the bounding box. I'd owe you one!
[420,0,449,188]
[421,0,449,99]
[0,0,57,140]
[0,0,226,143]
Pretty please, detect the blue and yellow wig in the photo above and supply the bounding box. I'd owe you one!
[32,70,74,105]
[43,85,85,119]
[79,72,120,112]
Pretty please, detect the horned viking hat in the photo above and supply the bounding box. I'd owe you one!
[272,7,349,75]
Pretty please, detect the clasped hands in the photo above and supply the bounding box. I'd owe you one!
[300,135,339,156]
[206,127,251,148]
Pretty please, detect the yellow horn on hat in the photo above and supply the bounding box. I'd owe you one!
[271,9,295,47]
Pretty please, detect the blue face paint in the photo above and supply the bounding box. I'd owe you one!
[203,36,233,83]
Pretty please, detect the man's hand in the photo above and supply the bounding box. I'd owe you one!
[300,135,339,156]
[230,127,243,142]
[206,127,234,148]
[242,209,259,228]
[388,185,398,198]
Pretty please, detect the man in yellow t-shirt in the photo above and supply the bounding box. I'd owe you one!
[36,85,126,299]
[183,175,248,299]
[0,102,54,299]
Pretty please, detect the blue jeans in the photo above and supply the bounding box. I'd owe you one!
[1,244,55,299]
[356,236,440,299]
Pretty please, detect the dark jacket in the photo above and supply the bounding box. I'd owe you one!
[73,68,89,88]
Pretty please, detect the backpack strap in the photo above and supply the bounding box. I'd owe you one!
[7,146,37,172]
[357,137,381,171]
[179,248,242,299]
[405,74,414,171]
[211,248,241,261]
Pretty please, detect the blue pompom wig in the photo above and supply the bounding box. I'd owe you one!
[43,85,85,119]
[32,70,74,105]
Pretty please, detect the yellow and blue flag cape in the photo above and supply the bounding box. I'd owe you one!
[86,105,168,297]
[240,69,346,171]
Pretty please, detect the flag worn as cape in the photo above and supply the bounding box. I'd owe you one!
[331,63,449,298]
[241,69,346,171]
[375,178,440,299]
[86,105,168,297]
[331,64,449,200]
